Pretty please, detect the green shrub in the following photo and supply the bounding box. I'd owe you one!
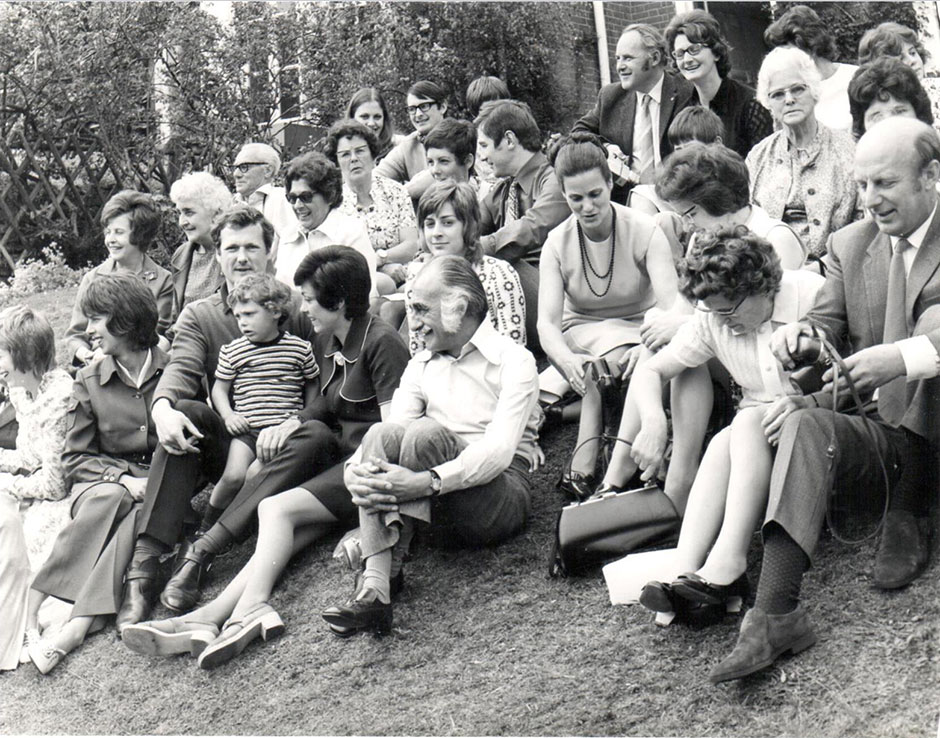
[0,243,86,306]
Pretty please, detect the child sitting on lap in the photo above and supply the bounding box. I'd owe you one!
[202,274,318,533]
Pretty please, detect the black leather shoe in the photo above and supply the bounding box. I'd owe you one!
[557,470,595,501]
[322,596,393,635]
[160,542,214,613]
[639,580,676,613]
[116,558,159,633]
[329,572,404,638]
[873,510,930,589]
[672,572,750,609]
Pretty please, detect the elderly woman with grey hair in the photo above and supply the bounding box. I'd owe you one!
[169,171,233,311]
[746,46,860,259]
[232,142,300,253]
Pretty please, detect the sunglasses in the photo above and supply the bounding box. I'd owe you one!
[407,101,438,116]
[286,191,317,204]
[672,43,709,61]
[233,162,266,174]
[694,293,749,317]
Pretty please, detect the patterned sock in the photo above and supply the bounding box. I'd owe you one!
[754,524,809,615]
[358,549,392,604]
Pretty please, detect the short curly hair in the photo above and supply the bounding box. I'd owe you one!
[169,172,233,217]
[756,46,823,111]
[858,22,928,68]
[416,181,483,264]
[227,273,293,327]
[679,224,783,304]
[284,152,343,210]
[764,5,837,62]
[665,10,732,79]
[848,58,934,140]
[100,190,161,252]
[321,119,381,166]
[81,273,159,352]
[655,142,749,217]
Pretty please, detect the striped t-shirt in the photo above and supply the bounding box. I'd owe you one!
[215,332,318,429]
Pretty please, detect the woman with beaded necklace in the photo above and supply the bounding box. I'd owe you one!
[538,133,679,499]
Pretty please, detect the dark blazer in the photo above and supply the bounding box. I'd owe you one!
[572,71,695,169]
[808,209,940,444]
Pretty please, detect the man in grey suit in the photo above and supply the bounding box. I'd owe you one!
[572,23,695,202]
[710,118,940,684]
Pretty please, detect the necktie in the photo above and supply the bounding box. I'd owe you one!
[633,93,655,178]
[878,237,911,425]
[505,179,521,223]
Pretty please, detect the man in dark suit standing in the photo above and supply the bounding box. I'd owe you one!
[709,118,940,684]
[572,23,694,203]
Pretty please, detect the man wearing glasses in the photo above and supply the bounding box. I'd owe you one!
[572,23,694,203]
[375,80,448,204]
[232,143,299,259]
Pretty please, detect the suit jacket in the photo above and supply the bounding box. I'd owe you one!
[808,210,940,444]
[572,72,695,169]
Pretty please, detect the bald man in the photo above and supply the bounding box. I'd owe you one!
[232,142,299,256]
[710,118,940,684]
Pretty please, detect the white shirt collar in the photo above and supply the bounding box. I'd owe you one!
[890,200,938,251]
[636,73,664,106]
[115,348,153,389]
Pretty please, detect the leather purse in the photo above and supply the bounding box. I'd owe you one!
[549,485,680,577]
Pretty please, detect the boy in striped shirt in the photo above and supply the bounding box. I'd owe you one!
[203,274,318,533]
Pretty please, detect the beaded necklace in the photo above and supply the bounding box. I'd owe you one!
[577,208,616,298]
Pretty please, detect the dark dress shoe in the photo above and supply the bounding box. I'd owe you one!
[161,544,214,613]
[331,572,404,638]
[672,572,750,609]
[557,470,595,501]
[322,595,393,635]
[639,580,676,613]
[873,510,930,589]
[709,606,816,684]
[116,559,158,633]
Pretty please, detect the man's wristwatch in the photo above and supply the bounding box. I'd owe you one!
[428,469,443,496]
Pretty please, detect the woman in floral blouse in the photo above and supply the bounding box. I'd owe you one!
[0,306,72,671]
[323,120,418,295]
[66,190,174,367]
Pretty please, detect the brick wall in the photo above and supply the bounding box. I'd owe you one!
[549,2,677,131]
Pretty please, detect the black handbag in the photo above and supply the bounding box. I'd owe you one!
[549,485,680,577]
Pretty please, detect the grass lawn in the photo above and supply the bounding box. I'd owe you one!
[0,285,937,736]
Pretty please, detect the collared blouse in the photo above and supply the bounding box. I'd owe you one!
[339,174,414,252]
[303,313,409,451]
[64,348,169,489]
[66,256,174,363]
[747,126,860,258]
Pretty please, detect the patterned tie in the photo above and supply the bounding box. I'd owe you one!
[878,238,911,425]
[505,179,521,223]
[633,93,655,178]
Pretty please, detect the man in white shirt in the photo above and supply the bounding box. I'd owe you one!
[275,152,377,296]
[232,143,299,255]
[322,255,541,636]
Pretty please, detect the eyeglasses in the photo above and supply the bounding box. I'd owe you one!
[286,191,317,204]
[694,294,749,317]
[407,101,438,116]
[672,43,709,61]
[233,162,266,174]
[767,84,810,103]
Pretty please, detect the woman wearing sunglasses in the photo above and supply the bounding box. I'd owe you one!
[274,152,381,295]
[747,47,860,260]
[665,11,772,159]
[375,80,448,203]
[631,225,823,622]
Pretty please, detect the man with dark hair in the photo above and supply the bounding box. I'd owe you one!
[115,206,326,629]
[710,118,940,684]
[321,255,541,635]
[475,99,569,352]
[572,23,695,202]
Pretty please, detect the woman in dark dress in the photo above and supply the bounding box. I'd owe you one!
[665,10,773,159]
[122,245,410,669]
